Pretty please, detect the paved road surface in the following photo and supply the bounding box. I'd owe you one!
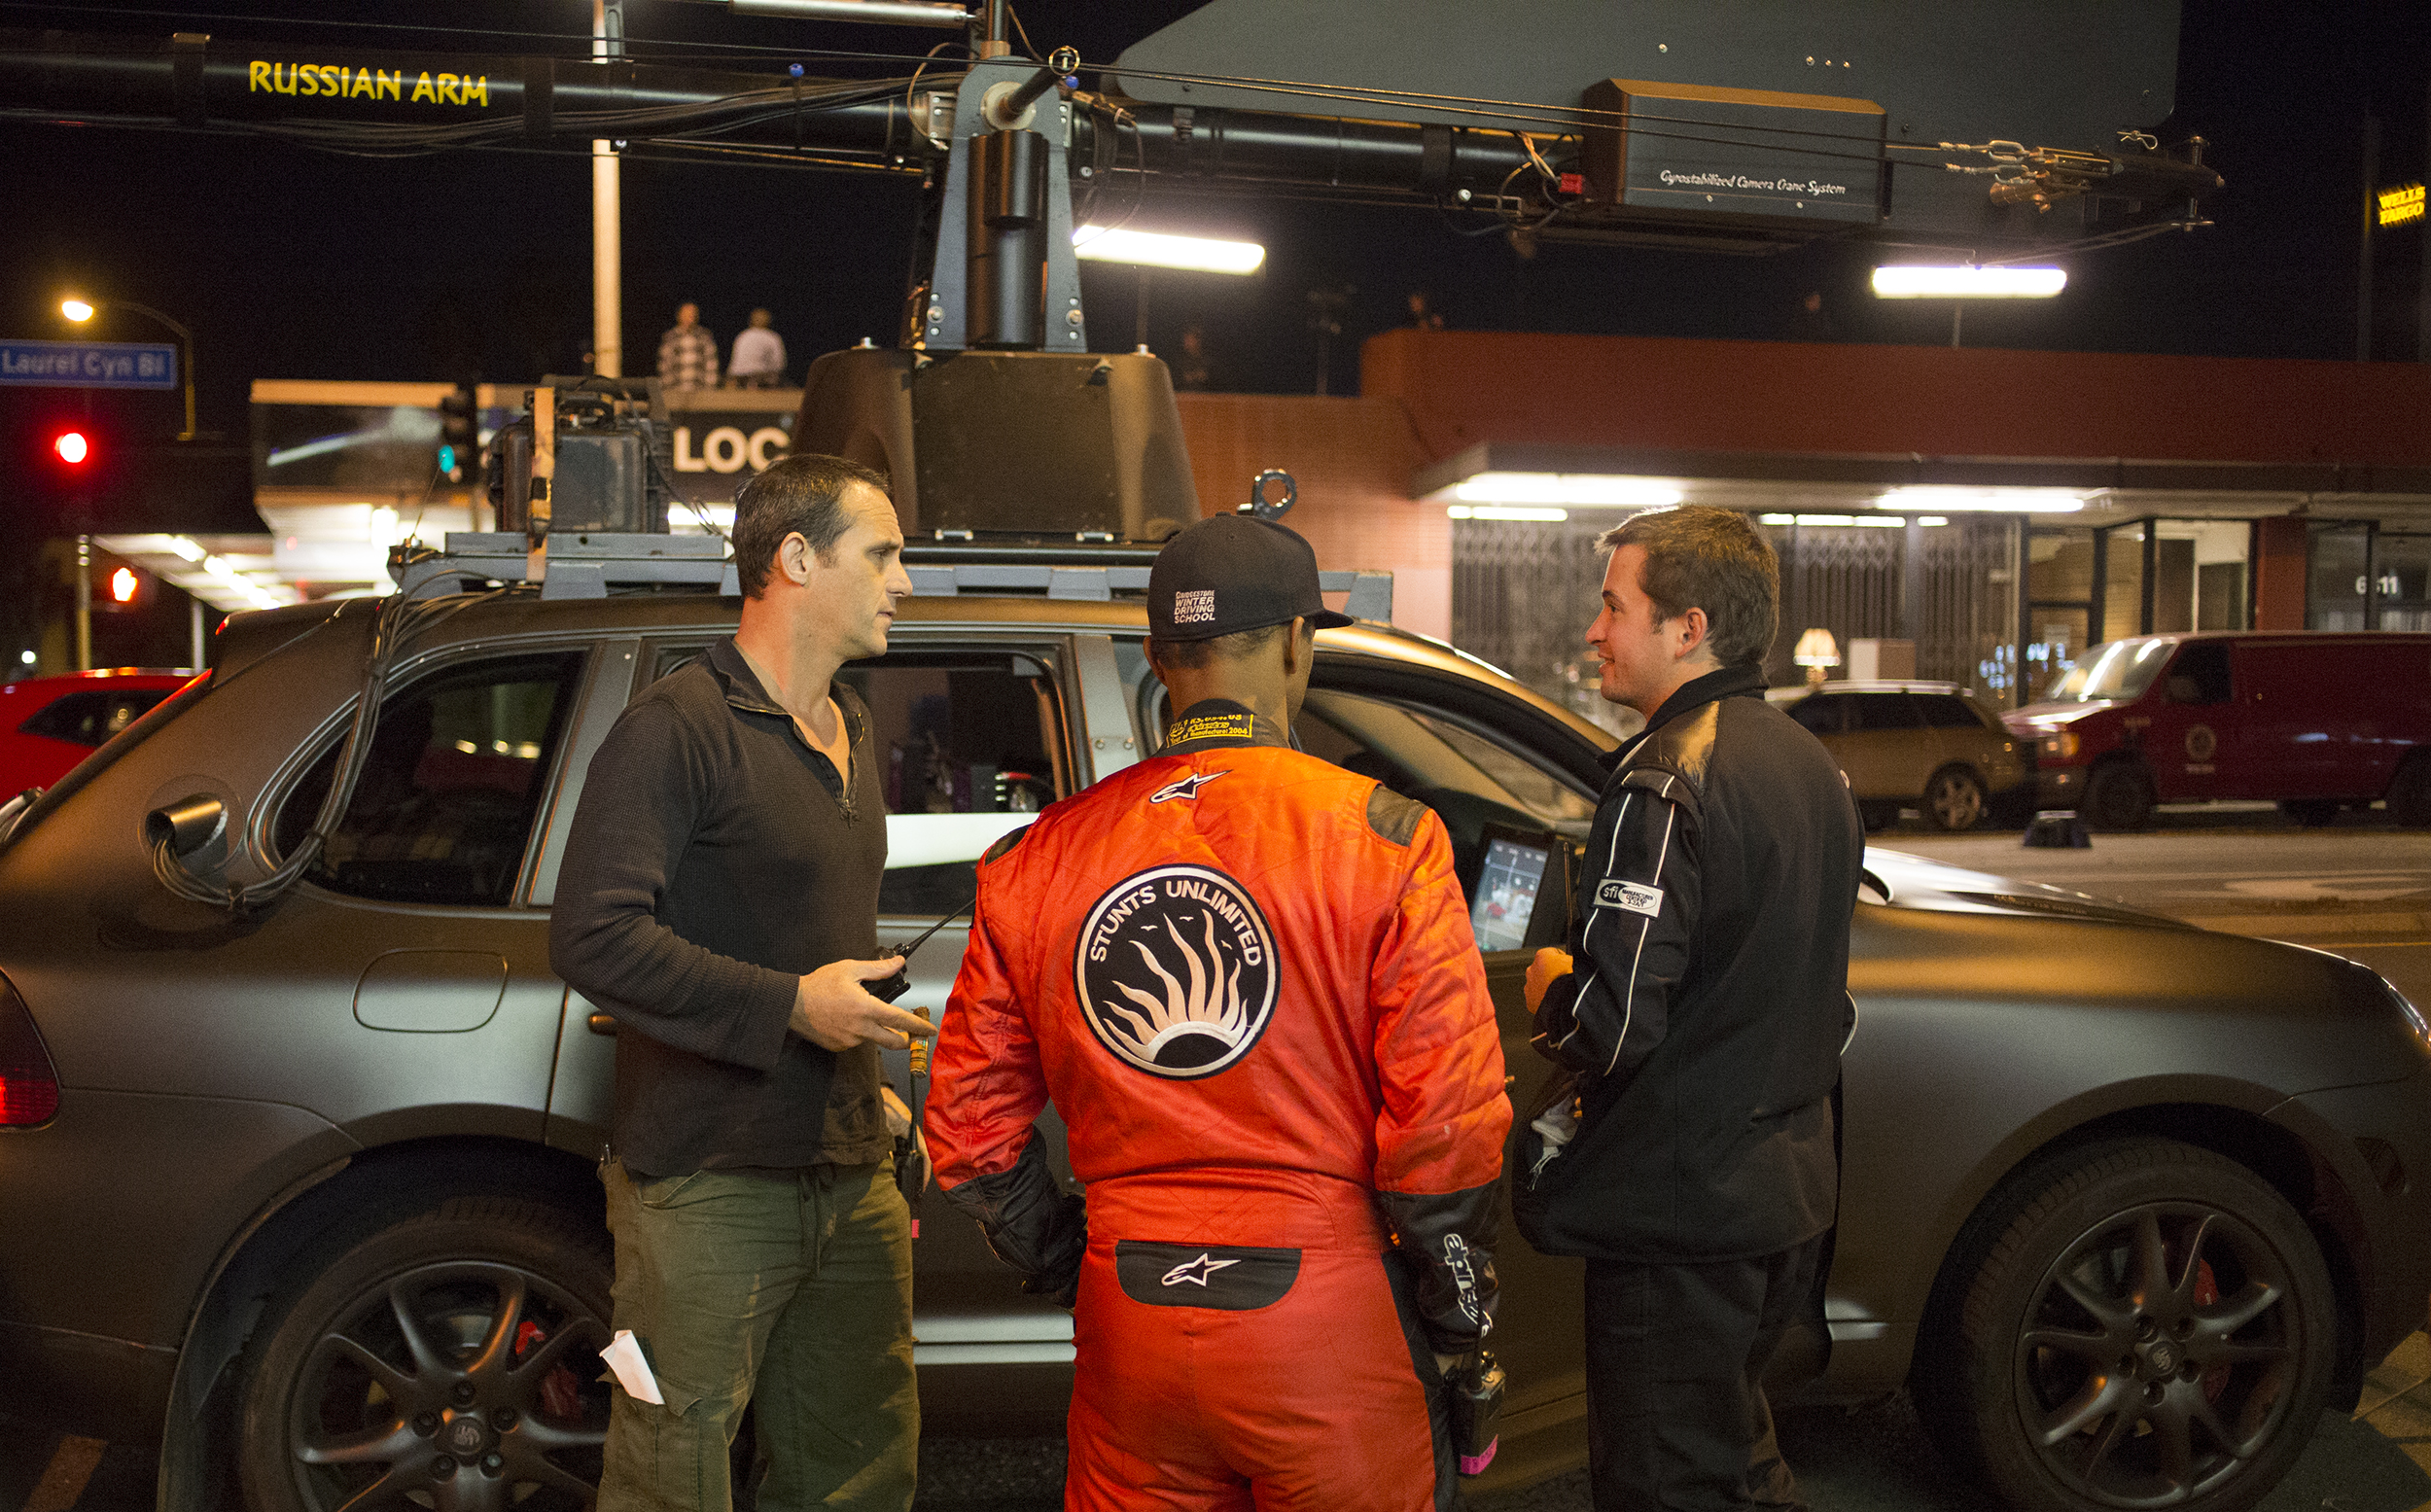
[11,811,2431,1511]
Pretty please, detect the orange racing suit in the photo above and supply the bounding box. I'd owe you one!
[924,700,1510,1512]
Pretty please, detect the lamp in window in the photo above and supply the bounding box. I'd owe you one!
[1793,628,1841,688]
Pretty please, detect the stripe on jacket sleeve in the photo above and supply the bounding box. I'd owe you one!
[1553,789,1633,1053]
[1605,801,1677,1077]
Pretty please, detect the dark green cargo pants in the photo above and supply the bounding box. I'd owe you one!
[599,1159,918,1512]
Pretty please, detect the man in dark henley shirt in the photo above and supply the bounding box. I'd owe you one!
[551,453,934,1512]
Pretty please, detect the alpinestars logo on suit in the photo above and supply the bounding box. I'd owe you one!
[1074,863,1278,1079]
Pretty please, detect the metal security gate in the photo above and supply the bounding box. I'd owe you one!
[1452,515,2021,721]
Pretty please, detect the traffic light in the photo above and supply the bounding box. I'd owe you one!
[437,385,478,484]
[96,562,149,613]
[52,428,90,467]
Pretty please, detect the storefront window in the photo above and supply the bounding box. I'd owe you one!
[2308,524,2371,631]
[2024,608,2089,696]
[2156,520,2249,632]
[2377,534,2431,631]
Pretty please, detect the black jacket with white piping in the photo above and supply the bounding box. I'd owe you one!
[1517,663,1864,1264]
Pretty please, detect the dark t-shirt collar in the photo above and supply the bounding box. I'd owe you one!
[708,637,864,744]
[1163,697,1289,753]
[1608,662,1768,768]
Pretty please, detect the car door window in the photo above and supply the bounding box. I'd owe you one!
[19,688,174,746]
[1850,693,1924,731]
[2164,642,2232,705]
[276,651,588,905]
[840,652,1072,917]
[1916,694,1985,729]
[1298,687,1595,911]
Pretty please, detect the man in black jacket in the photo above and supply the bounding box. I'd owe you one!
[1518,506,1861,1511]
[550,453,935,1512]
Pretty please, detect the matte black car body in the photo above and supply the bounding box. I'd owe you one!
[2,586,2427,1510]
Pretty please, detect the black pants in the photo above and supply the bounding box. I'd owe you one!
[1582,1233,1826,1511]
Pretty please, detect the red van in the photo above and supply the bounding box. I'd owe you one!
[2004,631,2431,829]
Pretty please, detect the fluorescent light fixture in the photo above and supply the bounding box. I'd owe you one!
[1447,474,1682,509]
[1879,486,2085,513]
[1871,264,2066,299]
[1448,505,1568,522]
[1757,513,1916,528]
[1073,226,1265,275]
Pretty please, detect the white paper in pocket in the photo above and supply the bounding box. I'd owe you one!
[601,1328,665,1404]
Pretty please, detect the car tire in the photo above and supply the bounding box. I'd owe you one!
[2276,798,2339,828]
[1917,1139,2336,1512]
[2081,762,2155,831]
[235,1195,615,1512]
[2384,753,2431,827]
[1921,766,1988,832]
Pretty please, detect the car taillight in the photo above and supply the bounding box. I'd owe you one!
[0,972,60,1127]
[2039,731,2079,760]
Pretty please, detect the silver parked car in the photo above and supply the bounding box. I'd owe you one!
[2,561,2427,1512]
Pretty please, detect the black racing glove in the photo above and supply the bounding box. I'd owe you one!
[937,1138,1087,1308]
[1376,1181,1500,1357]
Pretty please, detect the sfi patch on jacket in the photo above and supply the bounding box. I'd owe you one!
[1074,863,1278,1079]
[1595,879,1665,917]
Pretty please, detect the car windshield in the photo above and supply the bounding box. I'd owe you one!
[2042,639,2176,703]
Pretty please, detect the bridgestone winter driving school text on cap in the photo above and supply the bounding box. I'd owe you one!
[1147,515,1355,642]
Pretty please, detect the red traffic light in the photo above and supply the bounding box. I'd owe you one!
[53,430,89,466]
[109,566,140,604]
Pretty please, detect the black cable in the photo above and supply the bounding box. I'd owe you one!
[152,586,506,913]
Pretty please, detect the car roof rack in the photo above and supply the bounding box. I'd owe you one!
[395,533,737,602]
[392,531,1393,622]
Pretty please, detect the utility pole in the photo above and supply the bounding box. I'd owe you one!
[73,536,91,672]
[593,0,624,377]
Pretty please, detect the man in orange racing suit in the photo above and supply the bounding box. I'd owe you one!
[924,514,1511,1512]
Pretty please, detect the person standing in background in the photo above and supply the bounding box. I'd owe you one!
[550,454,932,1511]
[1517,505,1862,1512]
[657,301,720,390]
[925,514,1511,1512]
[728,308,788,388]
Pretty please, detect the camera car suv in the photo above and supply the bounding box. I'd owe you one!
[2,545,2428,1512]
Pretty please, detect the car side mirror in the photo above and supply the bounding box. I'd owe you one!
[146,792,229,871]
[2165,675,2201,704]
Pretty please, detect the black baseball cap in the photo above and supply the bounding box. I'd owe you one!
[1148,514,1356,642]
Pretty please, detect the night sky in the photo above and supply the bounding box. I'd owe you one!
[1,0,2425,549]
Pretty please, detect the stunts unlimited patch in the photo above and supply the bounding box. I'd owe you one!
[1074,864,1278,1079]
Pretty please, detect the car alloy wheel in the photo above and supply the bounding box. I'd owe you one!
[1922,1140,2333,1512]
[238,1197,613,1512]
[1922,766,1987,832]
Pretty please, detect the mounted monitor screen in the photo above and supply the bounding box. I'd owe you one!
[1470,827,1557,953]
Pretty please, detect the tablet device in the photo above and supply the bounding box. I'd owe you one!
[1469,824,1570,953]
